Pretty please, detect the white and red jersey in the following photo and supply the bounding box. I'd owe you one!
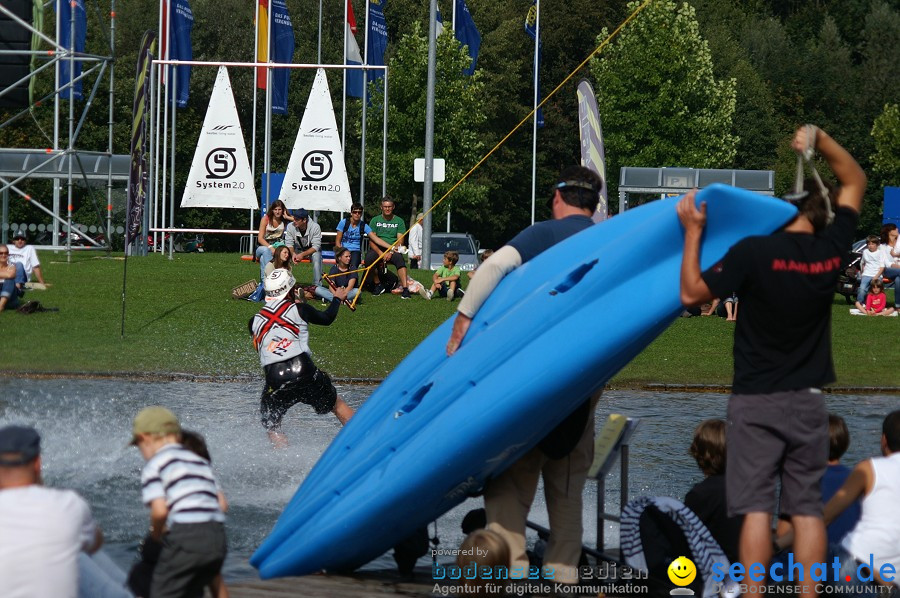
[251,299,311,367]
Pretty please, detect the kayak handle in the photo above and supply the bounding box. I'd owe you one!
[549,259,598,295]
[395,382,433,418]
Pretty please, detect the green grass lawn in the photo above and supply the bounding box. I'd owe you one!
[2,251,898,388]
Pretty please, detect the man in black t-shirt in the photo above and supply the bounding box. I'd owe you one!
[446,166,603,585]
[677,126,866,598]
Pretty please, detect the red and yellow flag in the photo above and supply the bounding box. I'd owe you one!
[256,0,269,89]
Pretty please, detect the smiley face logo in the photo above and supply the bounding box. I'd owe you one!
[667,556,696,587]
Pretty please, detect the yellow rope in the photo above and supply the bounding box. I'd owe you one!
[342,0,653,309]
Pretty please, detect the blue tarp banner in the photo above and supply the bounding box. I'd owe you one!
[168,0,194,108]
[366,0,388,87]
[58,0,86,100]
[269,0,294,114]
[454,0,481,76]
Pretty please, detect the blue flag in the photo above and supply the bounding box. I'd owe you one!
[454,0,480,76]
[367,0,388,87]
[524,0,544,127]
[269,0,294,114]
[58,0,86,100]
[166,0,194,108]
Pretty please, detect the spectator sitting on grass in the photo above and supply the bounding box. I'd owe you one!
[0,245,26,313]
[285,209,323,286]
[857,234,886,306]
[316,246,359,303]
[264,242,291,278]
[7,229,46,286]
[855,277,895,316]
[420,250,462,301]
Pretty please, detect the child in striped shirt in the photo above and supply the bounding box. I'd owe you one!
[130,407,227,598]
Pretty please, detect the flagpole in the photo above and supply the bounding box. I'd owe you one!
[317,0,323,63]
[341,0,347,161]
[530,0,540,225]
[263,1,273,213]
[251,0,260,248]
[452,0,456,33]
[169,69,177,260]
[359,0,370,209]
[422,0,437,270]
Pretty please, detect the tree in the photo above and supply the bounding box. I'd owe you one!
[588,0,737,202]
[360,23,489,234]
[871,103,900,187]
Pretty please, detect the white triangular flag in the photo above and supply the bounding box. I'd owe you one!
[181,66,257,209]
[279,68,352,212]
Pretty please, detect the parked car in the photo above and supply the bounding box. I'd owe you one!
[428,232,480,271]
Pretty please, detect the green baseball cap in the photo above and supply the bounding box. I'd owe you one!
[130,406,181,445]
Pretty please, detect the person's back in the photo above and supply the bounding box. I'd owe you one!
[721,218,855,393]
[0,425,100,598]
[0,485,96,598]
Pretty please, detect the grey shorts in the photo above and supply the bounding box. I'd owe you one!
[725,390,828,518]
[151,521,226,598]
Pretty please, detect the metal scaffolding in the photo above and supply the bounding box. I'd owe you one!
[0,0,126,256]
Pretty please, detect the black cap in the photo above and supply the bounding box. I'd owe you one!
[0,425,41,466]
[12,230,26,240]
[292,208,309,219]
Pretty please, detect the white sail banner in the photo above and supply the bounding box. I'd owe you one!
[279,68,352,212]
[181,66,257,209]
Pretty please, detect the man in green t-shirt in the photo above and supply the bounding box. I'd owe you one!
[366,197,412,298]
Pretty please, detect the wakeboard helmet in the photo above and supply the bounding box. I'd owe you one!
[264,268,296,302]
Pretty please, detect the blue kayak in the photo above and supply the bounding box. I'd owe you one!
[251,184,797,578]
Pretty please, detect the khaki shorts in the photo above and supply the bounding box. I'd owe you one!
[725,390,828,517]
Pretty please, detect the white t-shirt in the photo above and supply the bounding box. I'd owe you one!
[881,243,900,267]
[860,247,886,277]
[6,243,40,278]
[0,485,97,598]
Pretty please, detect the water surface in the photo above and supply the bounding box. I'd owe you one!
[0,379,893,581]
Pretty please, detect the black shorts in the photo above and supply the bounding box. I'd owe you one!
[366,247,406,271]
[260,354,338,429]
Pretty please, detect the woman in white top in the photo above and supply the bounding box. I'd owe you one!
[255,200,289,280]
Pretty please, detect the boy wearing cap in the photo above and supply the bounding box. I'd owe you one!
[284,208,323,285]
[130,407,227,598]
[0,425,107,598]
[7,229,46,285]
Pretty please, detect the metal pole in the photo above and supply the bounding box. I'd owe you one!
[2,189,8,244]
[341,0,348,163]
[317,0,323,64]
[168,69,177,260]
[160,65,170,255]
[530,0,540,226]
[147,62,157,256]
[263,4,273,213]
[382,68,388,198]
[596,478,605,552]
[53,0,60,250]
[66,0,75,262]
[359,0,370,208]
[251,0,260,254]
[106,0,116,254]
[422,0,437,270]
